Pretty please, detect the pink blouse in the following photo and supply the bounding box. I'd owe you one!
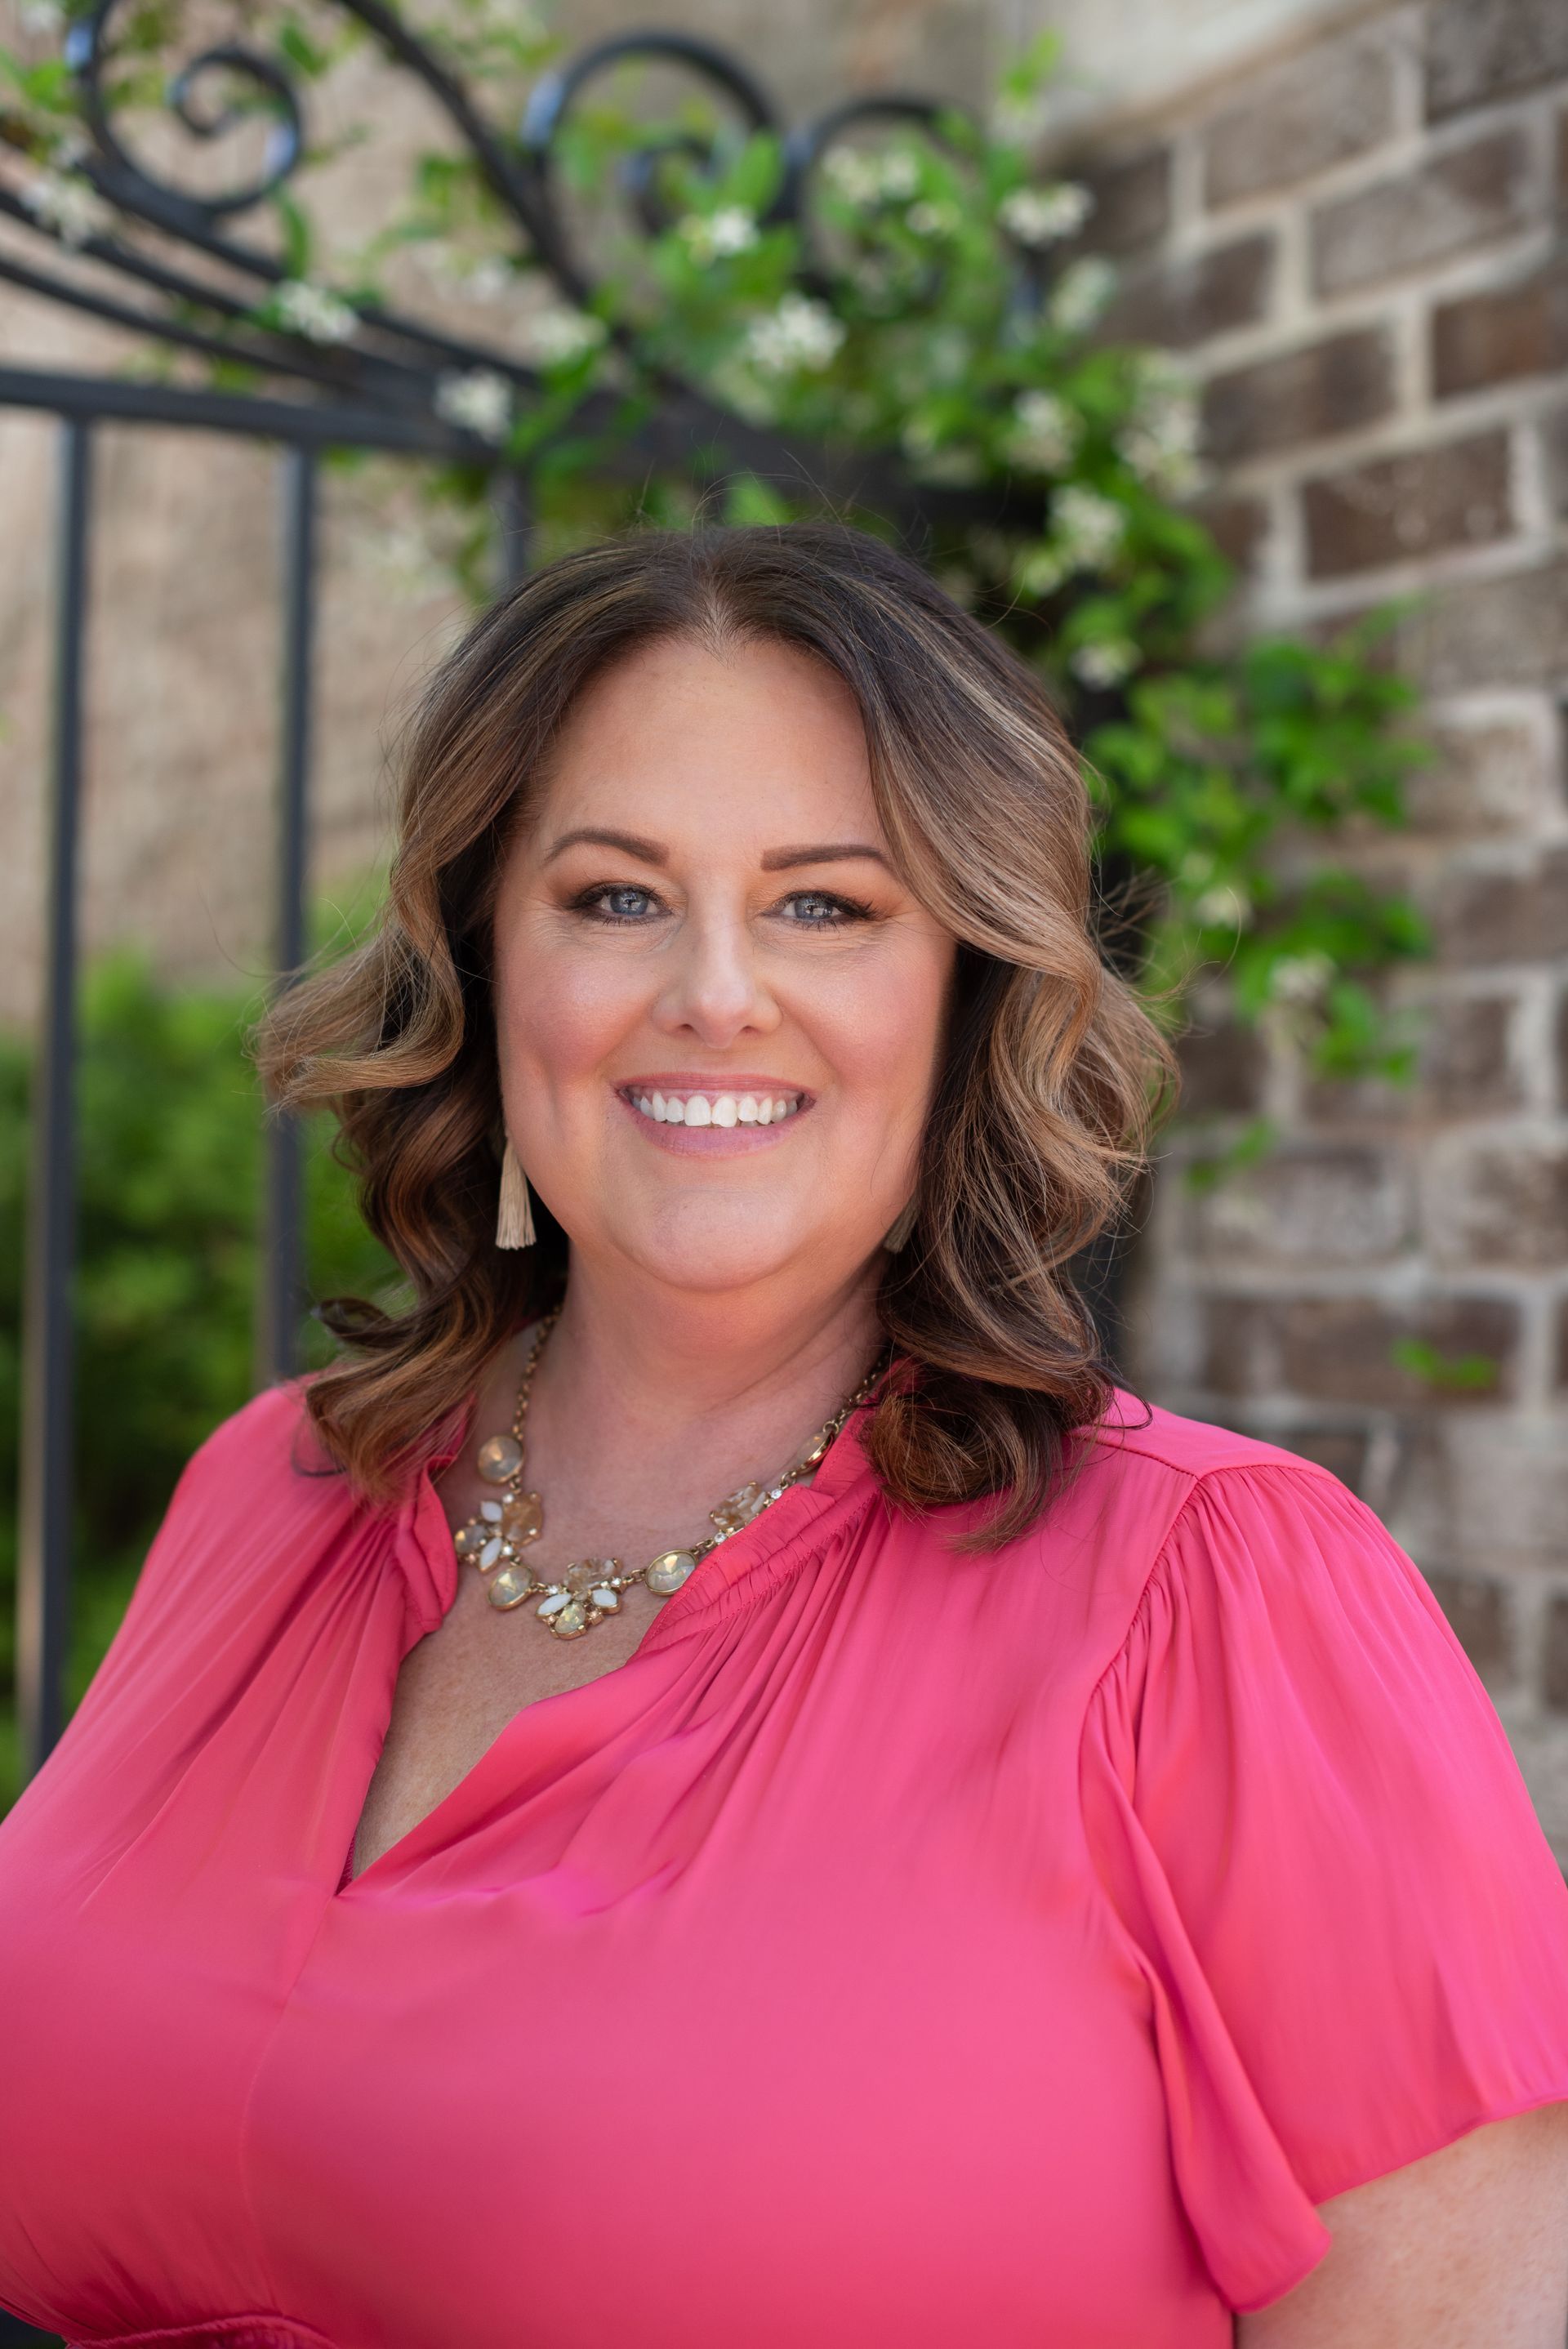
[2,1382,1567,2349]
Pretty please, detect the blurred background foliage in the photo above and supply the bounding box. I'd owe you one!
[0,946,399,1806]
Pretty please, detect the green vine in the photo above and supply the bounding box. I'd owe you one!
[1,7,1429,1085]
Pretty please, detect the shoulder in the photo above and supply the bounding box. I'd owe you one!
[1085,1388,1342,1489]
[118,1377,361,1638]
[1046,1391,1447,1695]
[175,1375,347,1507]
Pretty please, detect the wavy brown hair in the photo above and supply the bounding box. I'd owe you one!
[256,523,1174,1543]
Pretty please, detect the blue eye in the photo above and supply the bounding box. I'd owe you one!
[777,891,870,927]
[580,884,659,923]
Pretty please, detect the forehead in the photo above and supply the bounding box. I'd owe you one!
[530,635,880,849]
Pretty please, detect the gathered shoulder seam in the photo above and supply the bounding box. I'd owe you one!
[1081,1455,1346,1723]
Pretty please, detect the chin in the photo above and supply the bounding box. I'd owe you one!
[614,1194,837,1295]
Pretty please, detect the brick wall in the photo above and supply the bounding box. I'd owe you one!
[1075,0,1568,1848]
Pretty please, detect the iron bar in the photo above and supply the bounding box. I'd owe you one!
[497,470,532,591]
[254,445,316,1390]
[0,243,416,405]
[16,421,92,1778]
[0,365,473,456]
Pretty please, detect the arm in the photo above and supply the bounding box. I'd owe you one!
[1240,2104,1568,2349]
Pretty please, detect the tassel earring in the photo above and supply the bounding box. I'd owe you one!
[882,1199,918,1254]
[496,1139,537,1250]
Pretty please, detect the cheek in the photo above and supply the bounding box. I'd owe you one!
[808,945,950,1125]
[497,931,641,1090]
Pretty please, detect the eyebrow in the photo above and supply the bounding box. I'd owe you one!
[541,828,891,874]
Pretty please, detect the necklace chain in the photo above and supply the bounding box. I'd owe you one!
[454,1309,882,1638]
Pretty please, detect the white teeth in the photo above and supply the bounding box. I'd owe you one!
[629,1088,802,1125]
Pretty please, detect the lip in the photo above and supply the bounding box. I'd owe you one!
[617,1072,814,1098]
[613,1076,814,1158]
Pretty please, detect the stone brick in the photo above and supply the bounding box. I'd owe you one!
[1312,131,1535,299]
[1433,257,1568,398]
[1076,145,1173,257]
[1425,1568,1512,1678]
[1398,564,1568,695]
[1545,1597,1568,1711]
[1204,1292,1521,1406]
[1194,493,1268,577]
[1202,33,1396,207]
[1203,329,1396,464]
[1435,846,1568,964]
[1102,232,1274,350]
[1405,719,1552,836]
[1302,429,1512,579]
[1393,1416,1568,1568]
[1176,1017,1267,1115]
[1426,1141,1568,1268]
[1275,1424,1370,1487]
[1426,0,1568,122]
[1191,1146,1410,1267]
[1419,991,1524,1115]
[1543,404,1568,519]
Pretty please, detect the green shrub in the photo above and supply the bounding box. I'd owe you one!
[0,951,396,1810]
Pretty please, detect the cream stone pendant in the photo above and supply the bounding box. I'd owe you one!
[477,1433,523,1483]
[646,1550,697,1596]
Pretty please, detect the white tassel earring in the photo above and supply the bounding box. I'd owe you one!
[496,1139,537,1250]
[882,1199,918,1254]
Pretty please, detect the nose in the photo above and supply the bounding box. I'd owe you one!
[649,906,781,1050]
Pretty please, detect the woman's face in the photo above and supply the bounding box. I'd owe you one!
[491,634,957,1304]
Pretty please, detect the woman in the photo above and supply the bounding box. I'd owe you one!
[2,524,1566,2349]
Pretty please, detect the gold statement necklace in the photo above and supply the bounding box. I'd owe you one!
[454,1309,883,1640]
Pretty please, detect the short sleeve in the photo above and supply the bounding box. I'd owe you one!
[1080,1460,1568,2315]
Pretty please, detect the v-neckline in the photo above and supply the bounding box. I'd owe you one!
[332,1397,878,1899]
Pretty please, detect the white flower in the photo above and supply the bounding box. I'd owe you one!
[1070,639,1139,689]
[20,168,110,249]
[906,199,958,238]
[519,305,607,368]
[1053,485,1125,568]
[821,145,920,207]
[1049,256,1117,335]
[274,279,359,345]
[998,182,1094,247]
[19,0,63,29]
[434,368,513,444]
[1120,360,1205,494]
[457,256,515,304]
[1192,885,1250,931]
[1268,952,1336,1007]
[1004,389,1080,475]
[1014,544,1068,600]
[679,206,760,265]
[875,149,920,202]
[742,292,846,377]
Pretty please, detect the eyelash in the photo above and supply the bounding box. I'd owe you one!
[570,884,875,931]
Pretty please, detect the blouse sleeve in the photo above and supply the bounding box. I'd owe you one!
[1080,1460,1568,2315]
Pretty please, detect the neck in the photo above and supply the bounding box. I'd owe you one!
[531,1250,884,1469]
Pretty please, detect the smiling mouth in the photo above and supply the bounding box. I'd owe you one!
[617,1085,808,1129]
